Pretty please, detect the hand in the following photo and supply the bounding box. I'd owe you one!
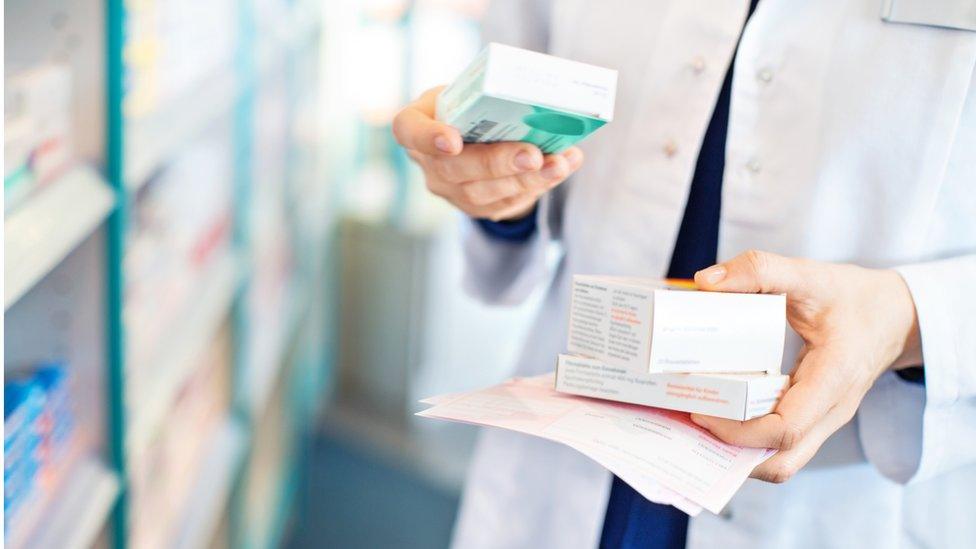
[690,250,922,483]
[392,86,583,221]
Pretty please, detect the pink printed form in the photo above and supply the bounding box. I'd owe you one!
[417,374,774,515]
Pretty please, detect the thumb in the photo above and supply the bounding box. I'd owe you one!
[694,250,803,295]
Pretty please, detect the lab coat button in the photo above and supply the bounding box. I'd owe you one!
[663,140,678,158]
[691,56,706,74]
[747,158,762,173]
[757,67,774,83]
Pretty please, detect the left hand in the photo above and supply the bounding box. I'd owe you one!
[690,250,922,483]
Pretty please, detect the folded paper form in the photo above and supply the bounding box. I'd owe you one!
[419,275,788,514]
[568,276,785,374]
[418,375,774,515]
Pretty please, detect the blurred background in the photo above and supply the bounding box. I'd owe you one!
[3,0,546,547]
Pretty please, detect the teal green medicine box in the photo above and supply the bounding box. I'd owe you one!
[436,43,618,154]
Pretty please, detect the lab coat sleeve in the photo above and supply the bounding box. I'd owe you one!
[481,0,551,51]
[461,183,566,305]
[459,0,556,305]
[857,254,976,484]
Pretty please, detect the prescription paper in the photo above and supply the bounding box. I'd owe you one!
[418,375,774,514]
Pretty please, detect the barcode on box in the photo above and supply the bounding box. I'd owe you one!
[464,119,498,142]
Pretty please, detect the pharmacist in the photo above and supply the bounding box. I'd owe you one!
[394,1,976,548]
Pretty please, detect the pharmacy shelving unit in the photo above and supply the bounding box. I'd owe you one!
[4,0,333,547]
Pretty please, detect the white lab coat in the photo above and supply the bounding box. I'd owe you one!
[451,1,976,548]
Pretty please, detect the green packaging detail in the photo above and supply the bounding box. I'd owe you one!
[452,95,607,154]
[437,43,617,154]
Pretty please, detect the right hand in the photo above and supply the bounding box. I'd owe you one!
[393,86,584,222]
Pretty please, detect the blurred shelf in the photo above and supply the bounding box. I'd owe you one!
[4,166,115,310]
[256,6,322,78]
[171,418,248,549]
[126,252,243,457]
[258,458,300,549]
[124,69,238,190]
[245,278,309,417]
[25,458,121,549]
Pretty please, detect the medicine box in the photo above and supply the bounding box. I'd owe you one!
[567,275,786,375]
[436,42,617,154]
[555,354,789,421]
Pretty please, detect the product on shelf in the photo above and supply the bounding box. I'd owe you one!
[124,0,238,118]
[254,0,293,39]
[129,328,231,548]
[3,64,74,213]
[250,73,296,354]
[242,361,295,543]
[3,362,76,540]
[123,133,233,381]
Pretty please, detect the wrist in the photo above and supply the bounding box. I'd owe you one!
[882,269,923,370]
[476,204,539,243]
[492,200,538,223]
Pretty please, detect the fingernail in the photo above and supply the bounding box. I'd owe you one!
[514,151,538,171]
[563,148,582,169]
[541,162,564,180]
[434,135,454,153]
[699,265,727,285]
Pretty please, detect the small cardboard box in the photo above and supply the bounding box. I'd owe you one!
[436,43,617,154]
[555,354,789,421]
[568,275,786,375]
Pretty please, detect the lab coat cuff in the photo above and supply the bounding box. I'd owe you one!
[859,257,976,484]
[461,203,552,305]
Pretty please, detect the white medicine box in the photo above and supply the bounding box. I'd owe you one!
[567,275,786,375]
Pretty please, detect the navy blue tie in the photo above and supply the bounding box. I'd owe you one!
[598,2,759,547]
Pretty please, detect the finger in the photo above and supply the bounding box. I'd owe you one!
[392,87,462,156]
[694,250,810,296]
[514,147,583,191]
[485,194,542,222]
[691,349,838,449]
[426,142,543,182]
[561,146,585,171]
[458,177,525,206]
[478,148,582,219]
[471,148,582,216]
[749,394,858,483]
[690,413,805,450]
[749,419,831,483]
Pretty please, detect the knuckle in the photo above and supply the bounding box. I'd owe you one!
[743,249,769,278]
[499,178,525,198]
[549,158,570,179]
[424,177,451,199]
[766,463,798,484]
[777,423,803,451]
[390,111,411,145]
[458,185,477,203]
[430,157,461,181]
[498,196,521,210]
[462,185,491,206]
[406,150,427,166]
[480,149,502,177]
